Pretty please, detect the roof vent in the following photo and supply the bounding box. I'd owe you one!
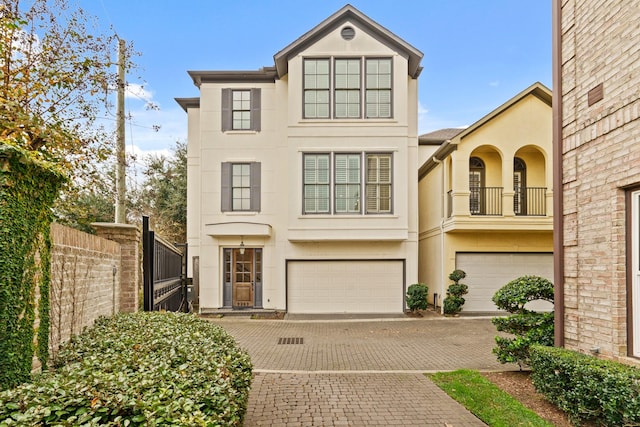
[341,26,355,40]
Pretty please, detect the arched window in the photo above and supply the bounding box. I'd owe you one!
[514,157,527,215]
[469,157,485,214]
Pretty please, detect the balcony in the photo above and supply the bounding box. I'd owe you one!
[470,187,503,216]
[514,187,547,216]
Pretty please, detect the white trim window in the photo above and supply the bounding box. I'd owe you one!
[303,57,392,119]
[303,152,393,215]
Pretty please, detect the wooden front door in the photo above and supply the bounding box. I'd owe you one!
[233,249,254,308]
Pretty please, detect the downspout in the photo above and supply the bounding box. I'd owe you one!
[432,153,446,315]
[552,0,565,347]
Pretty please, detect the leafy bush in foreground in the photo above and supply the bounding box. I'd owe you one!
[491,276,554,367]
[0,312,252,426]
[530,345,640,426]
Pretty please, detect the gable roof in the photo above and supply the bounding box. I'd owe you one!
[453,82,552,141]
[418,82,552,179]
[273,4,423,79]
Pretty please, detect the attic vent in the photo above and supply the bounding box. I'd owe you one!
[341,26,355,40]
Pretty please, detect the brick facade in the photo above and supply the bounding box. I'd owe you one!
[93,223,141,313]
[49,223,121,356]
[558,0,640,360]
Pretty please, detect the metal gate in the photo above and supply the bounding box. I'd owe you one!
[142,216,187,312]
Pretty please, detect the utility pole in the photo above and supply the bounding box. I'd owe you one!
[115,38,126,223]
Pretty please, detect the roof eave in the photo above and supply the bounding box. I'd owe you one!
[418,140,458,179]
[188,68,278,87]
[175,97,200,112]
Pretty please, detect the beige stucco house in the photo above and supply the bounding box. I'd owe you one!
[418,83,554,312]
[553,0,640,362]
[176,5,422,314]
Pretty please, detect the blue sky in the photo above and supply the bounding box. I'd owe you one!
[78,0,551,161]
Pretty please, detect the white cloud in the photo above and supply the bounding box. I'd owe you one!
[125,83,154,103]
[489,80,500,87]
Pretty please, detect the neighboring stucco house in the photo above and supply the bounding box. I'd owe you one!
[553,1,640,361]
[176,5,422,314]
[418,83,554,312]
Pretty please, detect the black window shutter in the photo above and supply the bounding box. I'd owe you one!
[221,162,231,211]
[250,162,261,212]
[251,88,261,131]
[221,89,232,132]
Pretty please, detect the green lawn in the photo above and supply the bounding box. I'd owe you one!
[428,370,554,427]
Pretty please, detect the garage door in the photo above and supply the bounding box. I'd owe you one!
[287,260,404,314]
[456,253,553,312]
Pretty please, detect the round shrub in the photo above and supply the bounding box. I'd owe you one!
[0,312,252,426]
[492,275,554,314]
[406,283,429,311]
[448,269,466,283]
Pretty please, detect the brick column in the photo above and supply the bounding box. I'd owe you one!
[92,223,141,313]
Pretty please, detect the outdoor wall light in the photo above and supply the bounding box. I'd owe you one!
[239,237,245,255]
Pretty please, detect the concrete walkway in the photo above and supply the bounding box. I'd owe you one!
[207,316,508,426]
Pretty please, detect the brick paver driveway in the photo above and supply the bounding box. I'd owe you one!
[208,316,506,426]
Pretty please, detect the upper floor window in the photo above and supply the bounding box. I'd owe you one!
[221,88,261,132]
[303,152,393,215]
[469,157,485,215]
[304,59,330,119]
[232,90,251,130]
[514,157,527,215]
[303,57,392,120]
[221,162,261,212]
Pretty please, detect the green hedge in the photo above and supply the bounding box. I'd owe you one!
[530,345,640,426]
[0,144,66,390]
[0,312,253,426]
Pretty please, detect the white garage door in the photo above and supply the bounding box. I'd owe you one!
[287,260,404,314]
[456,253,553,312]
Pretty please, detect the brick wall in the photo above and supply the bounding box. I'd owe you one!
[560,0,640,360]
[49,223,121,357]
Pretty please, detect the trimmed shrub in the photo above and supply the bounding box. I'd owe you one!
[491,276,554,367]
[443,269,468,315]
[0,312,252,426]
[406,283,429,311]
[530,345,640,426]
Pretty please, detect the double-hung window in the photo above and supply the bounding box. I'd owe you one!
[303,57,392,119]
[365,59,392,118]
[303,59,330,118]
[221,162,261,212]
[303,152,393,215]
[232,90,251,130]
[334,59,361,118]
[221,88,261,131]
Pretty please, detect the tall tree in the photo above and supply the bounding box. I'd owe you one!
[0,0,127,172]
[132,141,187,244]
